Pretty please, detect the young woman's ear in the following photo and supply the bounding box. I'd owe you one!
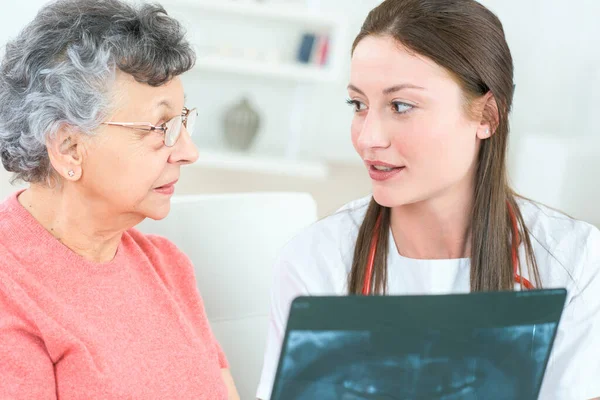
[476,92,499,139]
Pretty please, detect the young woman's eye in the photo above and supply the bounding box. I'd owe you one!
[346,99,367,113]
[391,101,413,114]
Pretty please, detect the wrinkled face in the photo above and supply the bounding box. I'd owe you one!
[81,72,198,221]
[349,35,485,208]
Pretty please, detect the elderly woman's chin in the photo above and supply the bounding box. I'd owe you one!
[140,190,176,221]
[144,201,171,221]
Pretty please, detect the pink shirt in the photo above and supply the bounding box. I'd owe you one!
[0,191,229,399]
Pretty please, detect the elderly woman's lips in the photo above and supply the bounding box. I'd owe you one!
[154,180,177,195]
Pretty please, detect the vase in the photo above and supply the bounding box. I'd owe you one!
[222,97,261,151]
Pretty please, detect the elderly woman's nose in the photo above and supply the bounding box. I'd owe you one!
[169,126,199,165]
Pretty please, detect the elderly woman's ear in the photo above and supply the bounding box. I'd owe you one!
[46,127,85,181]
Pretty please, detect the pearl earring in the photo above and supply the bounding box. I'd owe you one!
[68,170,75,178]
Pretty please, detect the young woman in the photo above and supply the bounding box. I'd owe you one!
[257,0,600,399]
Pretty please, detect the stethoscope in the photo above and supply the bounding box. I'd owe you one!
[362,201,535,295]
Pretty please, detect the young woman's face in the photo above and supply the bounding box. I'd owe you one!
[349,35,489,208]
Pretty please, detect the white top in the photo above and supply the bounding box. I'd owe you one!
[257,196,600,400]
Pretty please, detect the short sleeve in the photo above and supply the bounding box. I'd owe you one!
[256,258,310,400]
[538,227,600,400]
[0,275,56,399]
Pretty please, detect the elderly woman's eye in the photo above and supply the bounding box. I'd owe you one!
[151,119,169,133]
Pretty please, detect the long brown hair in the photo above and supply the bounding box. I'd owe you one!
[348,0,542,294]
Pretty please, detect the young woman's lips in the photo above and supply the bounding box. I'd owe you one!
[154,180,178,195]
[366,161,405,182]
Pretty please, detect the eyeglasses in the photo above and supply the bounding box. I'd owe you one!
[102,107,197,147]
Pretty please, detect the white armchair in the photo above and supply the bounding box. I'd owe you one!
[137,192,318,399]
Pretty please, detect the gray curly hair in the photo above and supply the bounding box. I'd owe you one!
[0,0,196,184]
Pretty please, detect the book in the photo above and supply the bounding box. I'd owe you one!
[297,33,316,64]
[314,35,330,66]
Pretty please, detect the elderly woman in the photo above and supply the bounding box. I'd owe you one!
[0,0,239,399]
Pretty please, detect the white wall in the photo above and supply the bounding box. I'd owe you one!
[483,0,600,140]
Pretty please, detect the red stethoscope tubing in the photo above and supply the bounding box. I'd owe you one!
[362,202,535,295]
[508,201,535,291]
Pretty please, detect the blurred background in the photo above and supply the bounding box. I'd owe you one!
[0,0,598,225]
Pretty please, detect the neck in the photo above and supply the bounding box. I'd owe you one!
[18,184,140,263]
[390,184,474,260]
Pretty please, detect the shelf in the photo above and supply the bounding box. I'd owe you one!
[192,149,329,179]
[168,0,341,28]
[193,56,336,83]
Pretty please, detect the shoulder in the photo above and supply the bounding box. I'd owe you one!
[518,198,600,291]
[519,198,597,247]
[126,227,181,251]
[125,227,185,255]
[123,228,195,277]
[518,198,599,264]
[0,191,24,242]
[273,196,371,293]
[279,196,370,258]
